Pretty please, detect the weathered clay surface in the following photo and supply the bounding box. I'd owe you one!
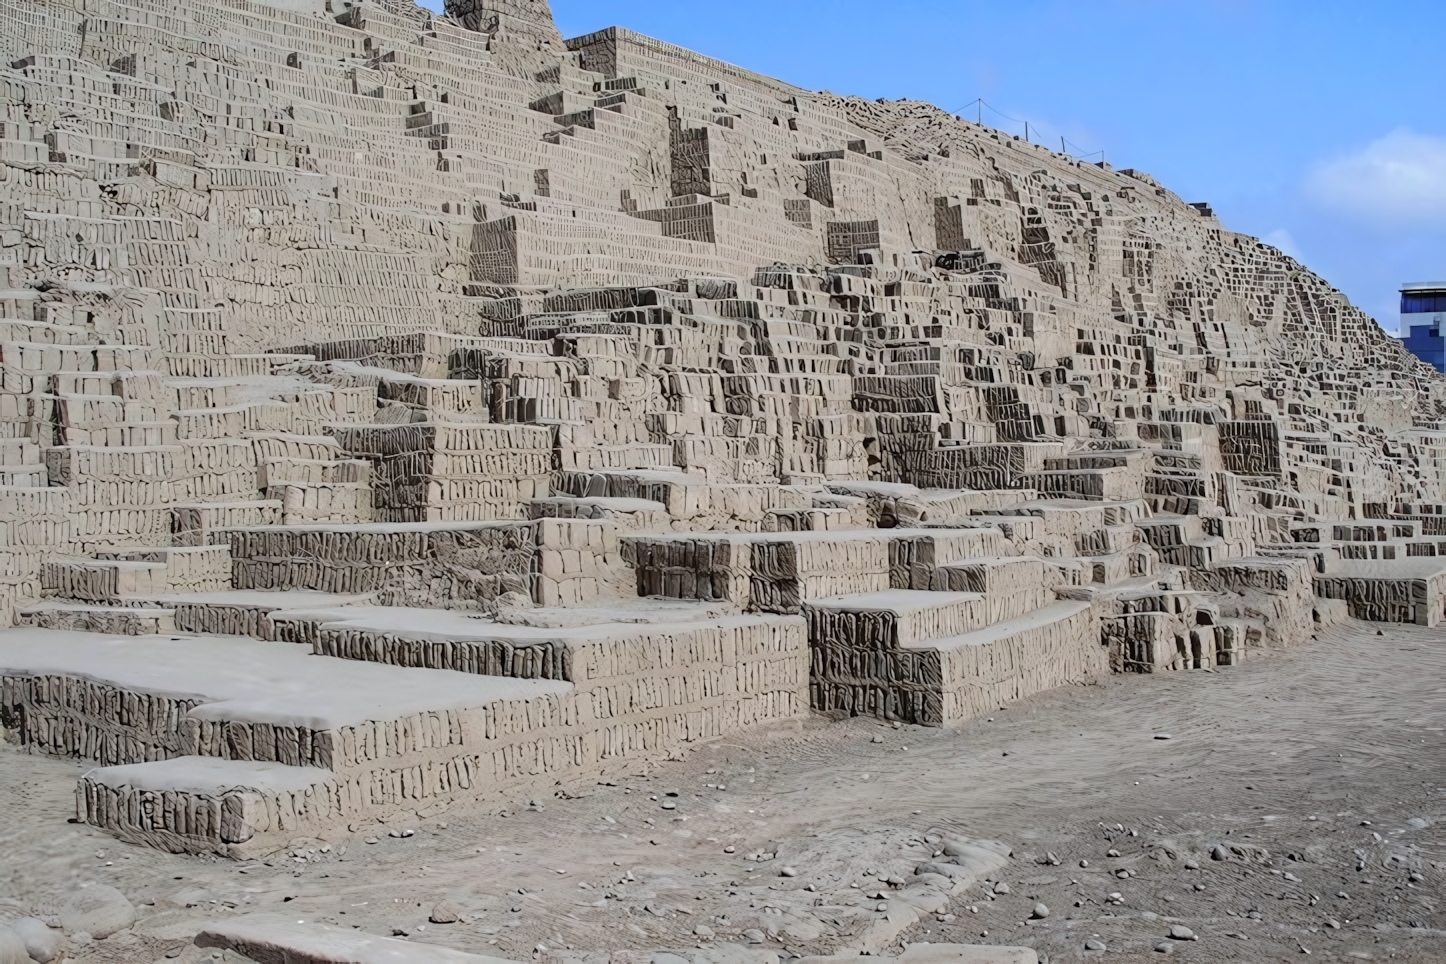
[0,1,1442,961]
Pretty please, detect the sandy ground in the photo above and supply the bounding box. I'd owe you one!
[0,618,1442,964]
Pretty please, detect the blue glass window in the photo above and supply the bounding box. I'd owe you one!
[1401,292,1446,313]
[1403,322,1446,372]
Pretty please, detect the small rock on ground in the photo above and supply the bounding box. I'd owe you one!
[11,918,64,964]
[59,884,135,939]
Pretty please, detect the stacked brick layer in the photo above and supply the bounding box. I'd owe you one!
[0,0,1438,855]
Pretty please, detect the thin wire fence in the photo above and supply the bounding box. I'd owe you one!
[945,98,1105,163]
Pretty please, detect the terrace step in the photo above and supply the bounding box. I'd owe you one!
[194,913,520,963]
[809,598,1105,726]
[16,601,176,634]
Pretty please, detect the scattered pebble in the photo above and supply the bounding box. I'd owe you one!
[993,882,1009,894]
[1154,733,1172,740]
[1084,938,1107,951]
[429,902,460,924]
[1154,941,1175,954]
[780,867,798,877]
[1079,859,1089,868]
[1031,903,1049,919]
[1169,925,1196,940]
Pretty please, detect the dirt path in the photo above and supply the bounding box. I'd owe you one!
[1,619,1442,963]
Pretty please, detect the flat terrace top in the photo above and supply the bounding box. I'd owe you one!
[1318,558,1446,579]
[0,629,571,729]
[975,497,1148,514]
[147,589,376,609]
[16,601,174,613]
[825,481,922,498]
[217,520,536,535]
[803,589,983,614]
[198,913,521,964]
[273,604,800,644]
[1206,555,1310,571]
[622,527,989,545]
[901,601,1092,652]
[535,496,666,512]
[934,555,1041,568]
[1135,513,1198,525]
[85,758,334,796]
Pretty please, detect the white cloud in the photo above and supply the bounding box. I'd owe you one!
[1261,228,1303,261]
[1305,129,1446,225]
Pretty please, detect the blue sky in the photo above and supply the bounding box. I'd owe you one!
[420,0,1446,332]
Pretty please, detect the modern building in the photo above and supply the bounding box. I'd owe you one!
[1399,282,1446,371]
